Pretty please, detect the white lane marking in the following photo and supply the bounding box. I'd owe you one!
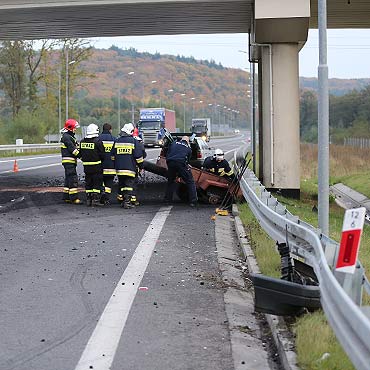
[0,155,59,163]
[0,163,60,174]
[74,206,172,370]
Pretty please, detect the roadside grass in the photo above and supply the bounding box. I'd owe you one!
[0,149,59,158]
[239,143,370,370]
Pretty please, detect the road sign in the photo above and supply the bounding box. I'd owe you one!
[336,207,366,274]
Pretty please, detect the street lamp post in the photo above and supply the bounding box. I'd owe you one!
[118,71,135,131]
[58,71,62,133]
[65,49,76,121]
[142,80,157,107]
[181,93,186,131]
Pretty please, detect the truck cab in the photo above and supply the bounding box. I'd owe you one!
[138,108,176,147]
[191,118,211,142]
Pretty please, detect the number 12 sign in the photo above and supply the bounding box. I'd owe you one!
[336,207,366,274]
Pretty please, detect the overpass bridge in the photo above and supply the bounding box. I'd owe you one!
[0,0,369,197]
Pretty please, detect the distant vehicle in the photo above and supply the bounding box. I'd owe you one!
[138,108,176,146]
[190,136,215,167]
[234,129,240,133]
[191,118,211,142]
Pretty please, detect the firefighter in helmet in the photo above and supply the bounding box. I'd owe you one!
[80,124,105,207]
[60,118,83,204]
[98,123,116,204]
[202,148,234,178]
[114,123,144,209]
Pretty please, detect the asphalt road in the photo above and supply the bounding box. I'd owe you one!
[0,134,278,370]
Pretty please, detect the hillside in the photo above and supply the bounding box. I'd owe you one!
[77,47,250,128]
[300,77,370,96]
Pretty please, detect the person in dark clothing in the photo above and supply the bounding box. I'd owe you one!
[114,123,144,209]
[202,148,234,178]
[60,118,83,204]
[80,124,106,206]
[164,136,198,207]
[98,122,116,204]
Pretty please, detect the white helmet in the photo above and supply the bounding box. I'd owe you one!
[214,148,224,161]
[121,123,134,135]
[86,123,99,138]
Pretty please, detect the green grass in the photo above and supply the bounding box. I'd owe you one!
[294,311,355,370]
[0,149,59,158]
[238,202,280,278]
[333,171,370,199]
[238,173,370,370]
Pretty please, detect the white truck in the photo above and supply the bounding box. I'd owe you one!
[191,118,211,142]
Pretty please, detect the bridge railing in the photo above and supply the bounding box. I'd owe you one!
[234,151,370,370]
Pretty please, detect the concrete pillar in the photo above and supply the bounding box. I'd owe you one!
[261,43,300,198]
[251,0,310,198]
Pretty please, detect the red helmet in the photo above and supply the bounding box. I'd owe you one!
[61,118,80,133]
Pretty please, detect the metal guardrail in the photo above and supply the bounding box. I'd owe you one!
[0,143,59,151]
[234,152,370,370]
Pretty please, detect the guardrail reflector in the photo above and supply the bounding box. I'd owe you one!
[336,207,366,274]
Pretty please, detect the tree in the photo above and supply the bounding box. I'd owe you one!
[0,41,27,118]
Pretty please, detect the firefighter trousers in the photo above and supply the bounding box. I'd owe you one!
[117,175,136,203]
[165,161,197,204]
[63,163,79,201]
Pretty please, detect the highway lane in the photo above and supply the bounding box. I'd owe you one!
[0,135,274,370]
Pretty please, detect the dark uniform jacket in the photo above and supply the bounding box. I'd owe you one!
[114,133,144,177]
[60,131,80,164]
[99,131,116,175]
[166,140,192,164]
[79,137,105,174]
[202,157,233,177]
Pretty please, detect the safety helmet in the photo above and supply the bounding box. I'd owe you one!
[121,123,134,135]
[61,118,80,133]
[86,123,99,138]
[213,148,224,161]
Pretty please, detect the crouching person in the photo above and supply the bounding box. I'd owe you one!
[80,124,105,206]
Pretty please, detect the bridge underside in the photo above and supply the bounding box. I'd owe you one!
[0,1,252,39]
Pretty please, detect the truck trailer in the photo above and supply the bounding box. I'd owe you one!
[191,118,211,142]
[138,108,176,146]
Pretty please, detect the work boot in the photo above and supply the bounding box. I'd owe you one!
[91,194,104,207]
[131,196,140,206]
[71,199,83,205]
[122,195,134,209]
[86,194,92,207]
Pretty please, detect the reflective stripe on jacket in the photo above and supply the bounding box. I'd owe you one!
[99,131,116,175]
[202,157,233,176]
[79,137,105,172]
[61,131,79,164]
[114,134,143,177]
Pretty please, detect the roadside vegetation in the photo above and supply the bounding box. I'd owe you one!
[239,143,370,370]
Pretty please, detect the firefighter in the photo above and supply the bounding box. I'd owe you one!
[114,123,144,209]
[202,148,234,178]
[98,123,116,204]
[60,118,83,204]
[80,124,106,207]
[164,136,198,207]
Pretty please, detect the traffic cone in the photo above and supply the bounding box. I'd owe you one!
[13,160,19,172]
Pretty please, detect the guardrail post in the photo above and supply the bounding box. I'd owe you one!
[15,139,23,153]
[334,265,363,305]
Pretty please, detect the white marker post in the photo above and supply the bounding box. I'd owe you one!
[336,207,366,274]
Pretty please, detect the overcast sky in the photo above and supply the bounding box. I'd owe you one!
[91,29,370,79]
